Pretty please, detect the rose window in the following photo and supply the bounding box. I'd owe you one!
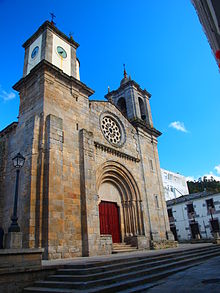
[101,116,122,145]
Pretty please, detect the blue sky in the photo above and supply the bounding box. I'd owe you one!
[0,0,219,180]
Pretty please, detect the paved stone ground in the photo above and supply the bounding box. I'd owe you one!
[148,255,220,293]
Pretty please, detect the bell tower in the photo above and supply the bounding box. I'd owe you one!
[22,20,80,79]
[105,68,157,135]
[12,20,95,259]
[105,68,173,242]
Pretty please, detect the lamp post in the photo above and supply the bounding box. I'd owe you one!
[8,152,25,233]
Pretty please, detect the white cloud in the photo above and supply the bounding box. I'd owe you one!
[203,173,220,181]
[0,87,16,102]
[186,176,196,181]
[214,165,220,175]
[169,121,188,133]
[186,165,220,182]
[187,172,220,182]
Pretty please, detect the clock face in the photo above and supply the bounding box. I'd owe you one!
[31,46,39,59]
[57,46,67,58]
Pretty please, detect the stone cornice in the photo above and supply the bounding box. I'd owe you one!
[0,122,18,138]
[13,60,94,97]
[94,141,140,163]
[23,21,79,49]
[131,118,162,137]
[105,80,151,100]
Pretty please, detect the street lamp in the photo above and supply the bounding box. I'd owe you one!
[8,152,25,233]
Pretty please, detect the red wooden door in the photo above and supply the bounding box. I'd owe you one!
[99,201,121,243]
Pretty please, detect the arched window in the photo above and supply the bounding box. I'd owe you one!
[117,97,127,117]
[138,97,146,120]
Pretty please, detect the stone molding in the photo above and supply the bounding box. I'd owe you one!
[13,60,94,97]
[23,21,79,49]
[94,141,140,162]
[0,122,18,137]
[105,79,151,100]
[131,118,162,137]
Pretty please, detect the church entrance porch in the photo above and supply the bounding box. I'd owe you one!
[99,201,121,243]
[97,161,145,245]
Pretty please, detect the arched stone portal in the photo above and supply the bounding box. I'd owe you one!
[97,161,145,243]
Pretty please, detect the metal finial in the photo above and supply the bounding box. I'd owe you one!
[123,64,127,78]
[108,86,110,93]
[69,32,74,40]
[50,12,56,25]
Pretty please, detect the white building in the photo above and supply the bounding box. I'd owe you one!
[167,191,220,241]
[161,168,189,201]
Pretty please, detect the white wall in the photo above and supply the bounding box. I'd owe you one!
[168,193,220,240]
[76,59,80,81]
[171,203,190,240]
[52,34,71,76]
[27,34,42,75]
[161,168,189,201]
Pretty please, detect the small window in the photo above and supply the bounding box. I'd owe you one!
[138,97,146,120]
[206,198,214,210]
[149,159,154,171]
[187,203,194,214]
[170,186,174,193]
[168,174,173,180]
[210,219,220,233]
[117,97,127,117]
[155,195,159,208]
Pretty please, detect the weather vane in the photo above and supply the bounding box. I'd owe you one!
[50,12,56,25]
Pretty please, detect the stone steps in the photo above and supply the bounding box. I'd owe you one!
[60,244,218,270]
[23,244,220,293]
[112,242,137,254]
[50,246,220,282]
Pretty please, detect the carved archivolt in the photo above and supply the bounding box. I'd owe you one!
[97,161,144,236]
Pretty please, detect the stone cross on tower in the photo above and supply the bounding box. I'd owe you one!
[50,12,56,25]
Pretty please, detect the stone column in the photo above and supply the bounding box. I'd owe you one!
[43,114,64,259]
[122,201,128,237]
[79,129,100,256]
[132,201,137,235]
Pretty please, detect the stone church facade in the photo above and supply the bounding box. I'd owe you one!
[0,21,174,259]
